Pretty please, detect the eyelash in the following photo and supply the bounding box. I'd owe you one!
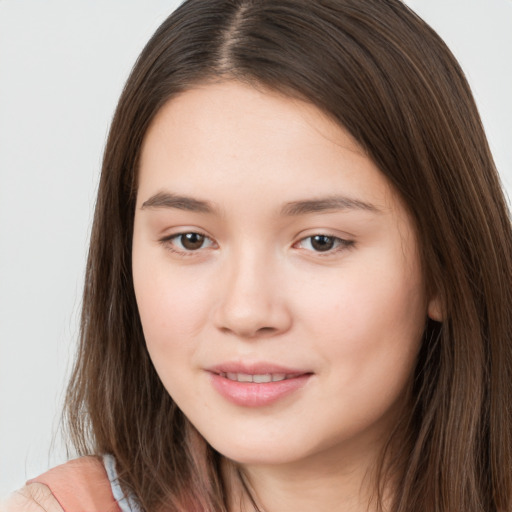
[159,232,354,256]
[159,232,216,256]
[293,234,354,255]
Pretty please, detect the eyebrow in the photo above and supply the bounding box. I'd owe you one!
[280,196,381,216]
[141,192,214,213]
[140,191,381,216]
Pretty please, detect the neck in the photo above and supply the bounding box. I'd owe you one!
[224,442,394,512]
[221,393,413,512]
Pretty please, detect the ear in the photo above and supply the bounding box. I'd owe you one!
[427,294,443,322]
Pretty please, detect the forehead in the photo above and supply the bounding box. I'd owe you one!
[137,81,397,215]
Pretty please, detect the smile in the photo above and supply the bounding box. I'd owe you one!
[219,372,294,383]
[208,367,312,407]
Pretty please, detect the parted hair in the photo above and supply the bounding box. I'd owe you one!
[64,1,512,510]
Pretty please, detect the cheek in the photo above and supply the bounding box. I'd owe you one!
[296,251,426,376]
[132,251,218,411]
[302,267,423,332]
[132,246,213,354]
[132,261,212,405]
[300,265,426,430]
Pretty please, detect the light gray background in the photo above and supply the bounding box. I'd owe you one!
[1,0,511,496]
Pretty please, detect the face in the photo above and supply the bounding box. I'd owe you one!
[132,81,436,471]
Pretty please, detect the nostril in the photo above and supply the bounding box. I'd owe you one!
[256,326,277,335]
[218,325,278,339]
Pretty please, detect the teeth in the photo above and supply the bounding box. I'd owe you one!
[223,373,289,383]
[253,374,272,383]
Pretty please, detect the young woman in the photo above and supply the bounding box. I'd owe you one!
[5,0,512,511]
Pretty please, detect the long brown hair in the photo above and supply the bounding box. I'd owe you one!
[64,1,512,510]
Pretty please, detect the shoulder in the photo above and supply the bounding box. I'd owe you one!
[2,456,121,512]
[0,483,64,512]
[26,456,108,485]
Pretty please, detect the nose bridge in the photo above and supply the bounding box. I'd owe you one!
[214,241,290,338]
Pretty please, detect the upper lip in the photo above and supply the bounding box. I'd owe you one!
[207,362,311,376]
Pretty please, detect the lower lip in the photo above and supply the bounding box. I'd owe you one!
[209,373,311,407]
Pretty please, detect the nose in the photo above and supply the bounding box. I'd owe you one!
[213,249,292,339]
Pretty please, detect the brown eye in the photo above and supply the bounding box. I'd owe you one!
[161,232,216,253]
[295,234,353,254]
[179,233,207,250]
[310,235,335,252]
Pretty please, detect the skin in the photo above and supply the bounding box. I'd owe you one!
[1,484,63,512]
[6,80,440,512]
[132,81,440,511]
[5,81,442,512]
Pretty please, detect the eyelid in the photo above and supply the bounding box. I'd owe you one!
[158,230,218,255]
[293,233,355,254]
[156,229,354,257]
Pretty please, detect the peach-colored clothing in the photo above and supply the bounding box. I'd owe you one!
[27,456,121,512]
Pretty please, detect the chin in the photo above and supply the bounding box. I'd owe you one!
[203,432,304,466]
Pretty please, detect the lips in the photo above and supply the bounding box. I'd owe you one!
[220,372,298,383]
[207,363,312,407]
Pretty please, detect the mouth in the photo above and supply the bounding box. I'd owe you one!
[217,372,303,383]
[207,364,312,407]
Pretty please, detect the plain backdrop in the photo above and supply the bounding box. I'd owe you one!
[0,0,511,496]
